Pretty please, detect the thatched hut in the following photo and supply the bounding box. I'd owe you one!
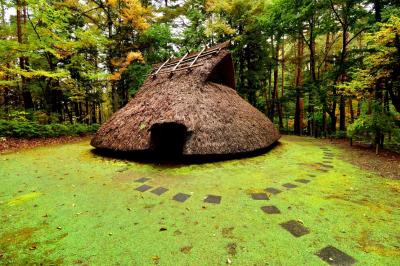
[91,42,280,159]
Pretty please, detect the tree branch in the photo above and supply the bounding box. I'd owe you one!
[329,0,344,26]
[346,27,369,46]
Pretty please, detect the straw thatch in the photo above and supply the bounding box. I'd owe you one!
[91,42,280,158]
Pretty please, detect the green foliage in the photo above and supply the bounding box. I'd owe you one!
[347,101,397,142]
[0,120,99,138]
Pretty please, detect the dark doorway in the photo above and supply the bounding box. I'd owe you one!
[150,123,188,159]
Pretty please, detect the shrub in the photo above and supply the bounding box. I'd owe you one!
[0,120,99,138]
[347,101,397,144]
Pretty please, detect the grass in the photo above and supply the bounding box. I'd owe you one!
[0,136,399,265]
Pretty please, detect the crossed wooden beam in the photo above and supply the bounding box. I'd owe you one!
[149,46,222,78]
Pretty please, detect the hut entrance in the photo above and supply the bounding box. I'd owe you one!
[150,122,188,158]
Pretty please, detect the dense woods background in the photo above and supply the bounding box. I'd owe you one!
[0,0,399,147]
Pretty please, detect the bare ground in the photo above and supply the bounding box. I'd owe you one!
[0,135,92,154]
[321,138,400,179]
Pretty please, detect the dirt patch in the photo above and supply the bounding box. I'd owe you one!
[222,227,234,238]
[0,227,40,246]
[0,135,92,154]
[321,139,400,179]
[180,246,192,254]
[226,243,237,256]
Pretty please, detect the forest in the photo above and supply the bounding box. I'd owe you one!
[0,0,399,148]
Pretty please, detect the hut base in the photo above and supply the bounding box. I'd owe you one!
[91,140,280,164]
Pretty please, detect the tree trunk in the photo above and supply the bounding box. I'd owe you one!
[17,0,33,110]
[349,98,354,123]
[339,95,346,131]
[294,34,304,135]
[270,35,279,121]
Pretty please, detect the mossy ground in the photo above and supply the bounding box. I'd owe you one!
[0,136,399,265]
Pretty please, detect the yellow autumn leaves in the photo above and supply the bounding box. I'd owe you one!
[106,0,151,31]
[105,0,152,80]
[110,52,145,81]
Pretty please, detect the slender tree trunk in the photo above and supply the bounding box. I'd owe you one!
[1,0,6,25]
[294,33,304,135]
[98,103,102,124]
[349,98,354,123]
[339,31,349,132]
[17,0,33,110]
[270,35,279,121]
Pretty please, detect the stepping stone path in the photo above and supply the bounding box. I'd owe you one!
[295,179,310,184]
[265,187,282,195]
[280,220,310,237]
[136,185,152,192]
[135,177,151,183]
[316,246,357,265]
[252,145,357,264]
[151,187,169,196]
[204,195,222,204]
[282,183,297,189]
[172,193,191,203]
[261,205,281,214]
[251,193,269,200]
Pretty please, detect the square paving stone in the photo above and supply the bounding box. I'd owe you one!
[151,187,169,196]
[204,195,221,204]
[265,187,282,195]
[295,179,311,184]
[261,205,281,214]
[136,185,152,192]
[317,163,334,169]
[135,177,151,183]
[316,245,357,265]
[282,183,298,189]
[251,193,269,200]
[280,220,310,237]
[172,193,191,203]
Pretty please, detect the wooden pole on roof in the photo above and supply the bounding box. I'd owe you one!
[172,53,188,72]
[190,47,206,67]
[153,56,172,76]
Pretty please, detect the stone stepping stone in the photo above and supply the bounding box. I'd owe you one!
[251,193,269,200]
[282,183,297,189]
[316,245,357,265]
[135,177,151,183]
[151,187,169,196]
[136,185,152,192]
[295,179,310,184]
[318,163,333,168]
[265,187,282,195]
[204,195,221,204]
[172,193,191,203]
[280,220,310,237]
[261,205,281,214]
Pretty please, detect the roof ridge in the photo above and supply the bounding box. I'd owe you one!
[149,41,231,77]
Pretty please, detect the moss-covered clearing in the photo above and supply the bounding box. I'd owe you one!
[0,136,399,265]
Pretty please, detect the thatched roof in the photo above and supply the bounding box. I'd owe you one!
[91,42,280,158]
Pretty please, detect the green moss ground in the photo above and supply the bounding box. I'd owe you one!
[0,136,399,265]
